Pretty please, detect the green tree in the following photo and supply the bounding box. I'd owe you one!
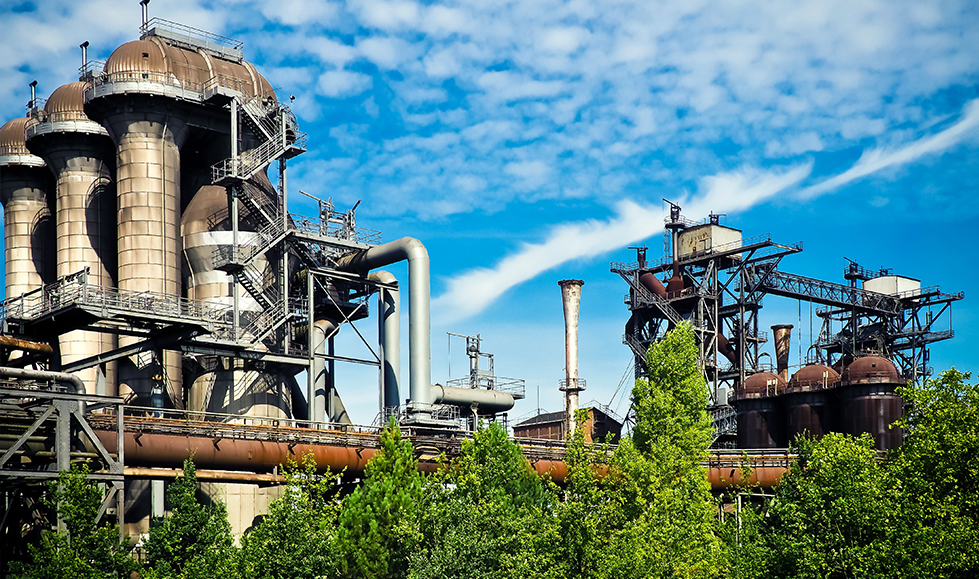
[239,453,342,579]
[554,323,723,579]
[336,417,423,579]
[144,458,238,579]
[761,433,890,579]
[411,422,560,579]
[8,463,136,579]
[631,321,712,462]
[881,368,979,577]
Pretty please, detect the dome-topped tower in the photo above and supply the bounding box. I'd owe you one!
[0,117,55,299]
[25,80,117,397]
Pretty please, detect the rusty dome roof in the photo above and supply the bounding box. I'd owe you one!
[842,356,903,386]
[789,364,840,389]
[105,39,168,75]
[103,37,274,100]
[741,371,785,395]
[44,82,91,122]
[0,118,31,155]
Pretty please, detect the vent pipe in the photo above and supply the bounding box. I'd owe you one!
[558,279,585,436]
[139,0,150,29]
[28,80,37,109]
[772,324,793,383]
[80,41,89,70]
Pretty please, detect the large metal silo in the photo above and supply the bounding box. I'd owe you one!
[0,117,55,301]
[784,363,838,441]
[84,38,195,407]
[181,177,294,421]
[25,81,118,395]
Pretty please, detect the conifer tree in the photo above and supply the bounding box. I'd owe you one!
[337,418,423,579]
[144,458,238,579]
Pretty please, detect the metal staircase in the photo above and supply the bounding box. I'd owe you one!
[211,95,307,184]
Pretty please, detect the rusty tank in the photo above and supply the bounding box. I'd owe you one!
[732,371,787,448]
[784,363,839,442]
[839,356,904,450]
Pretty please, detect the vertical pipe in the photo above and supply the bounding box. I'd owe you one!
[306,271,314,423]
[311,319,337,424]
[559,279,585,436]
[335,238,431,417]
[369,271,400,413]
[80,42,89,72]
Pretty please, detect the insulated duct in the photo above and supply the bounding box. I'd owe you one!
[0,367,84,393]
[337,238,432,416]
[558,279,585,436]
[431,384,514,415]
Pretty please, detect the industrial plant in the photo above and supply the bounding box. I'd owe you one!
[611,201,962,450]
[0,9,964,559]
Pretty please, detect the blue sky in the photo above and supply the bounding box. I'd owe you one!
[1,0,977,425]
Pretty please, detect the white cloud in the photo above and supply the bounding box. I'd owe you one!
[433,163,812,322]
[358,36,412,69]
[476,72,566,101]
[538,26,590,54]
[317,70,373,97]
[349,0,421,30]
[801,99,979,198]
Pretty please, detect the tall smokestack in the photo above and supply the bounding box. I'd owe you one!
[772,324,793,383]
[559,279,585,437]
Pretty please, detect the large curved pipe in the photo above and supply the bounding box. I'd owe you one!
[368,270,400,412]
[638,271,666,298]
[337,238,431,409]
[0,367,83,393]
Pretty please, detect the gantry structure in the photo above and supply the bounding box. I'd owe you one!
[611,202,962,433]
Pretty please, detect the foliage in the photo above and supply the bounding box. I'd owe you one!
[882,368,979,577]
[760,433,889,579]
[144,458,239,579]
[336,417,423,579]
[631,321,712,463]
[550,322,723,579]
[239,453,341,579]
[411,422,561,579]
[7,463,136,579]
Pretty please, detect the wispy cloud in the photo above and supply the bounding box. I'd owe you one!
[432,163,812,322]
[800,99,979,198]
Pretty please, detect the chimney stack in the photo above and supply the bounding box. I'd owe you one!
[559,279,585,437]
[772,324,793,383]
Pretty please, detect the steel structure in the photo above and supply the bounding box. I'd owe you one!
[0,14,523,541]
[611,202,962,444]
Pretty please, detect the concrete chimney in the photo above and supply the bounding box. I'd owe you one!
[559,279,585,437]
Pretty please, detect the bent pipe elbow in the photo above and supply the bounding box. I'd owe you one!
[338,238,431,408]
[0,367,84,394]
